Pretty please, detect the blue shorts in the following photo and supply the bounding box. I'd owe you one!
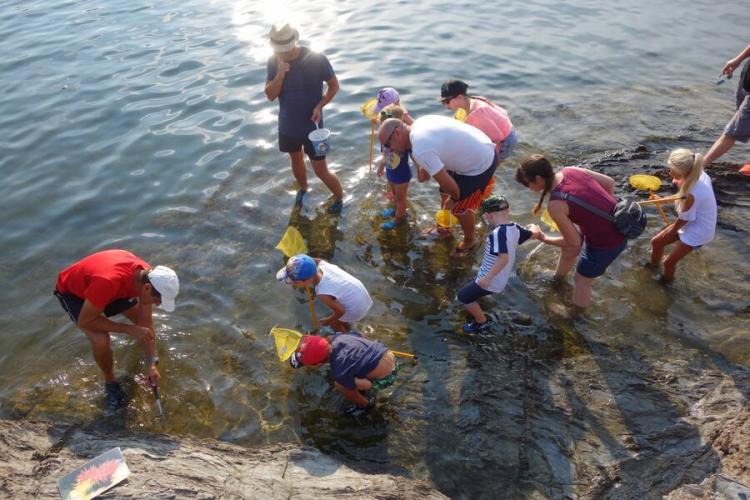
[278,131,326,160]
[497,128,519,161]
[54,290,137,324]
[385,152,412,185]
[576,241,627,278]
[457,281,494,304]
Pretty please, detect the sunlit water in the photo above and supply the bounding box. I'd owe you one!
[1,0,749,497]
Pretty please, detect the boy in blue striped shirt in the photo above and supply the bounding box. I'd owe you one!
[457,195,540,333]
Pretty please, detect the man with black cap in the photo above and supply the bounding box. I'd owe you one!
[264,23,344,213]
[54,249,179,409]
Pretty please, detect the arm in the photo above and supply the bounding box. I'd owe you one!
[723,43,750,76]
[540,200,583,251]
[264,56,289,101]
[334,381,370,407]
[433,168,461,201]
[477,254,509,290]
[77,300,152,341]
[568,166,615,195]
[317,294,345,326]
[311,76,339,123]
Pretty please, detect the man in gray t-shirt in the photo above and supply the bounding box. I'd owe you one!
[264,24,344,213]
[704,42,750,168]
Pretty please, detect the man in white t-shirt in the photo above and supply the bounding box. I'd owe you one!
[378,116,497,255]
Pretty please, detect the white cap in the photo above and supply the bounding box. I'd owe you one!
[148,265,179,312]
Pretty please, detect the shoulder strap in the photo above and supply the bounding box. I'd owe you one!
[550,191,614,222]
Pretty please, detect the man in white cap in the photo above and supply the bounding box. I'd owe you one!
[54,249,179,409]
[264,23,344,213]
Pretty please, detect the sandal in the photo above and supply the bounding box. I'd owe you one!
[420,225,455,239]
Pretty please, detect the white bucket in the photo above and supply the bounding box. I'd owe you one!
[308,127,331,156]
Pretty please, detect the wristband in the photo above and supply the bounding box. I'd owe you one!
[146,356,160,366]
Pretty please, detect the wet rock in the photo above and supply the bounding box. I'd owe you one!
[0,419,447,499]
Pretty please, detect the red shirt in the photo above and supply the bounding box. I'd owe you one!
[551,167,625,250]
[56,250,150,310]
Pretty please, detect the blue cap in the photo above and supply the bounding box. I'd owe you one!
[276,254,317,283]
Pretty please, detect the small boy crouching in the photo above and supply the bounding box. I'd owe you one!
[277,254,373,332]
[457,195,540,333]
[289,332,398,416]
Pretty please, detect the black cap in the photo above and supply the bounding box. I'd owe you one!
[481,195,510,213]
[439,80,469,101]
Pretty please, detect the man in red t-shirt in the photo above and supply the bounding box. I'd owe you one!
[54,249,179,409]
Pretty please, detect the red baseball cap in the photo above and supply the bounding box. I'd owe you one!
[290,335,329,367]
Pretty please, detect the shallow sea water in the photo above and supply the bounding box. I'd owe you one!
[1,0,749,497]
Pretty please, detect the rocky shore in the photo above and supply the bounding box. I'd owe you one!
[0,418,447,499]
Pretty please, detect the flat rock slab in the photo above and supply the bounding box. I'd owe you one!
[0,419,447,499]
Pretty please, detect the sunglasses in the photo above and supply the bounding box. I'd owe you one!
[441,95,457,105]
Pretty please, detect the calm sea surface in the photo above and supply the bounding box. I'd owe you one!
[1,0,749,496]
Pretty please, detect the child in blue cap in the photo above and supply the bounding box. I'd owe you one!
[277,254,373,332]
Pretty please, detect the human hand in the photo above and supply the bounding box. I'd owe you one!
[417,167,430,183]
[130,325,154,343]
[527,223,542,239]
[343,397,375,417]
[376,164,385,177]
[477,277,491,290]
[148,365,161,387]
[722,58,741,76]
[276,56,290,78]
[311,105,322,124]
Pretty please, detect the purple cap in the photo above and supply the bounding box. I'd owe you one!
[374,87,400,112]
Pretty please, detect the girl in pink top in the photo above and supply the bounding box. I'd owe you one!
[440,79,518,163]
[515,155,626,314]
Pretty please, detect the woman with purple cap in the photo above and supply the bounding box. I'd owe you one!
[373,88,415,229]
[440,79,519,165]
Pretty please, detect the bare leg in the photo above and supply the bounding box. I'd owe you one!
[662,241,694,280]
[650,228,679,269]
[464,302,487,324]
[310,157,343,199]
[289,150,308,191]
[572,272,594,309]
[83,329,116,382]
[703,133,736,167]
[392,182,408,221]
[455,211,477,248]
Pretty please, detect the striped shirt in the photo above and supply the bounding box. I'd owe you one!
[476,223,533,293]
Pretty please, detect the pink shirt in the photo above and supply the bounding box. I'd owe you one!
[466,97,513,149]
[550,167,625,250]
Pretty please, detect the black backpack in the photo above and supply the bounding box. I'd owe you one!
[551,192,647,239]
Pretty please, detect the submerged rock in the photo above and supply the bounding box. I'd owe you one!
[0,419,447,499]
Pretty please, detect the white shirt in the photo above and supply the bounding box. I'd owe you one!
[315,261,373,323]
[677,171,717,247]
[477,223,532,293]
[410,115,496,177]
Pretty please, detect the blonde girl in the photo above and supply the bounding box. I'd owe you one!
[649,149,717,281]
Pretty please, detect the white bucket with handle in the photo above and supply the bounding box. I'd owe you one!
[308,122,331,156]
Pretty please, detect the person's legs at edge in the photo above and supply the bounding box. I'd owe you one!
[661,241,694,280]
